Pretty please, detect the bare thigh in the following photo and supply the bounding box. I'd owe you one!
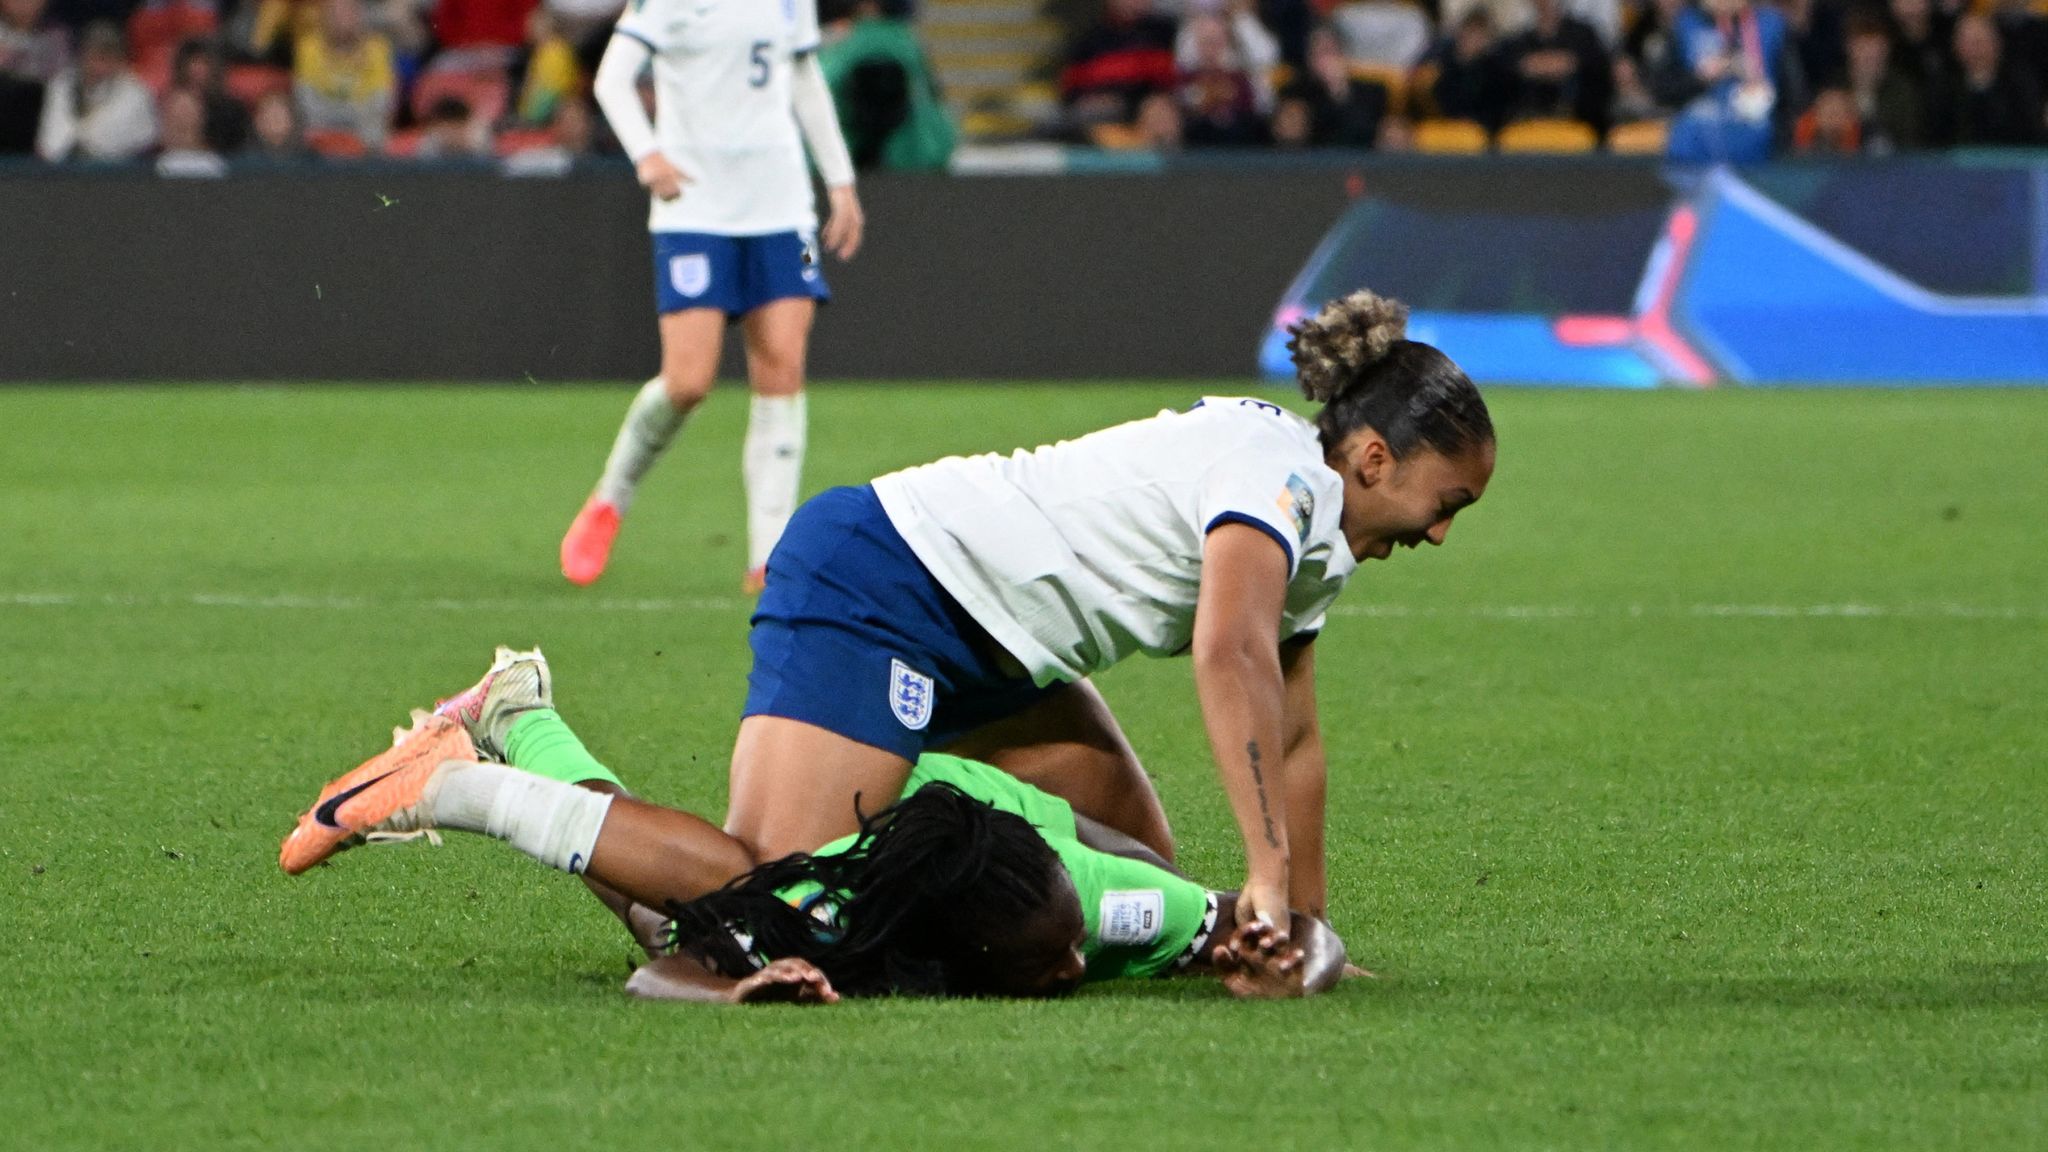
[723,714,914,859]
[940,679,1175,863]
[657,307,726,409]
[739,297,815,398]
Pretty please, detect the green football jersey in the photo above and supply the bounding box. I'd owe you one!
[777,754,1215,981]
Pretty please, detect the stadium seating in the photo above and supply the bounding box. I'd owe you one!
[1497,118,1598,154]
[1607,118,1671,156]
[495,127,554,157]
[304,128,368,158]
[1412,118,1489,154]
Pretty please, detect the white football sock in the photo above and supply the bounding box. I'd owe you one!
[595,377,689,514]
[423,761,613,875]
[742,391,807,571]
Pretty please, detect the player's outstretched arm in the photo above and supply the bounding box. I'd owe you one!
[627,954,841,1005]
[1192,522,1295,933]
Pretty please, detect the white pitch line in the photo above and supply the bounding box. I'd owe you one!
[3,592,2044,621]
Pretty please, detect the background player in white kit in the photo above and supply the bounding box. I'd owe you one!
[562,0,863,590]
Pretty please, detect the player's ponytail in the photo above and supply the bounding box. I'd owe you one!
[1288,289,1494,459]
[664,783,1064,998]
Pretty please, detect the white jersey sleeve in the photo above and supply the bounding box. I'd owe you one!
[791,0,821,53]
[1194,444,1322,582]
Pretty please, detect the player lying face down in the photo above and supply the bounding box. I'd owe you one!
[279,652,1347,1003]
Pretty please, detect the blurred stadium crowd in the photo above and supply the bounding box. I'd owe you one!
[1058,0,2048,156]
[0,0,2041,172]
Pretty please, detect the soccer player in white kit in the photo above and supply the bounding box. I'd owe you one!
[724,290,1498,935]
[561,0,863,590]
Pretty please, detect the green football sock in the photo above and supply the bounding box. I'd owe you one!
[503,709,624,788]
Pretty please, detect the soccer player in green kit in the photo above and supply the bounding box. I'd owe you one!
[281,649,1346,1002]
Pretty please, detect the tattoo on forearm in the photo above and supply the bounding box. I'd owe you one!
[1247,740,1280,849]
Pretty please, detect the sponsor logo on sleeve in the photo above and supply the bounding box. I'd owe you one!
[888,658,934,730]
[1099,890,1166,946]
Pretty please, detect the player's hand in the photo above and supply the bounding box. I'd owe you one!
[1236,876,1291,940]
[729,958,840,1005]
[1213,920,1307,999]
[822,184,864,260]
[636,153,690,201]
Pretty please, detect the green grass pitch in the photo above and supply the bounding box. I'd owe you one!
[2,383,2044,1151]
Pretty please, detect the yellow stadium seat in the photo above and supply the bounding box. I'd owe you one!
[1497,118,1597,154]
[1607,118,1671,155]
[1411,118,1490,154]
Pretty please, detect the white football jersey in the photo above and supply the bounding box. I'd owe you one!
[872,398,1359,685]
[614,0,821,235]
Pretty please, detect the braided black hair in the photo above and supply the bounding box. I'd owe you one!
[1288,289,1495,459]
[666,783,1065,998]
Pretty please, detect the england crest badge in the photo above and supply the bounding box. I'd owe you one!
[888,658,934,731]
[669,253,711,298]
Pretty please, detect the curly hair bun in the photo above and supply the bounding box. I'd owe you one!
[1287,289,1410,403]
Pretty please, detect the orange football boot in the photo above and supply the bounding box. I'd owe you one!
[279,712,475,875]
[560,498,621,586]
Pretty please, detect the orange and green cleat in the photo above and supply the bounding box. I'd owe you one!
[742,566,767,596]
[560,498,621,586]
[278,711,475,875]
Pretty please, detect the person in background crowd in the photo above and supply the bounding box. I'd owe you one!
[1177,10,1264,144]
[1257,0,1314,67]
[245,84,307,157]
[1499,0,1611,136]
[1268,92,1312,145]
[36,19,154,160]
[155,84,227,174]
[1061,0,1179,130]
[1841,9,1923,153]
[1280,22,1388,146]
[546,0,623,78]
[504,91,592,175]
[431,0,537,67]
[46,0,134,35]
[1933,12,2043,146]
[1427,7,1511,130]
[1988,0,2048,93]
[1176,0,1278,115]
[1328,0,1430,70]
[1611,0,1695,123]
[413,92,485,157]
[1781,0,1846,99]
[171,36,250,153]
[1667,0,1802,163]
[514,5,582,125]
[819,0,955,171]
[1790,82,1859,152]
[0,0,68,153]
[1887,0,1954,94]
[294,0,394,148]
[238,0,317,67]
[1133,86,1183,147]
